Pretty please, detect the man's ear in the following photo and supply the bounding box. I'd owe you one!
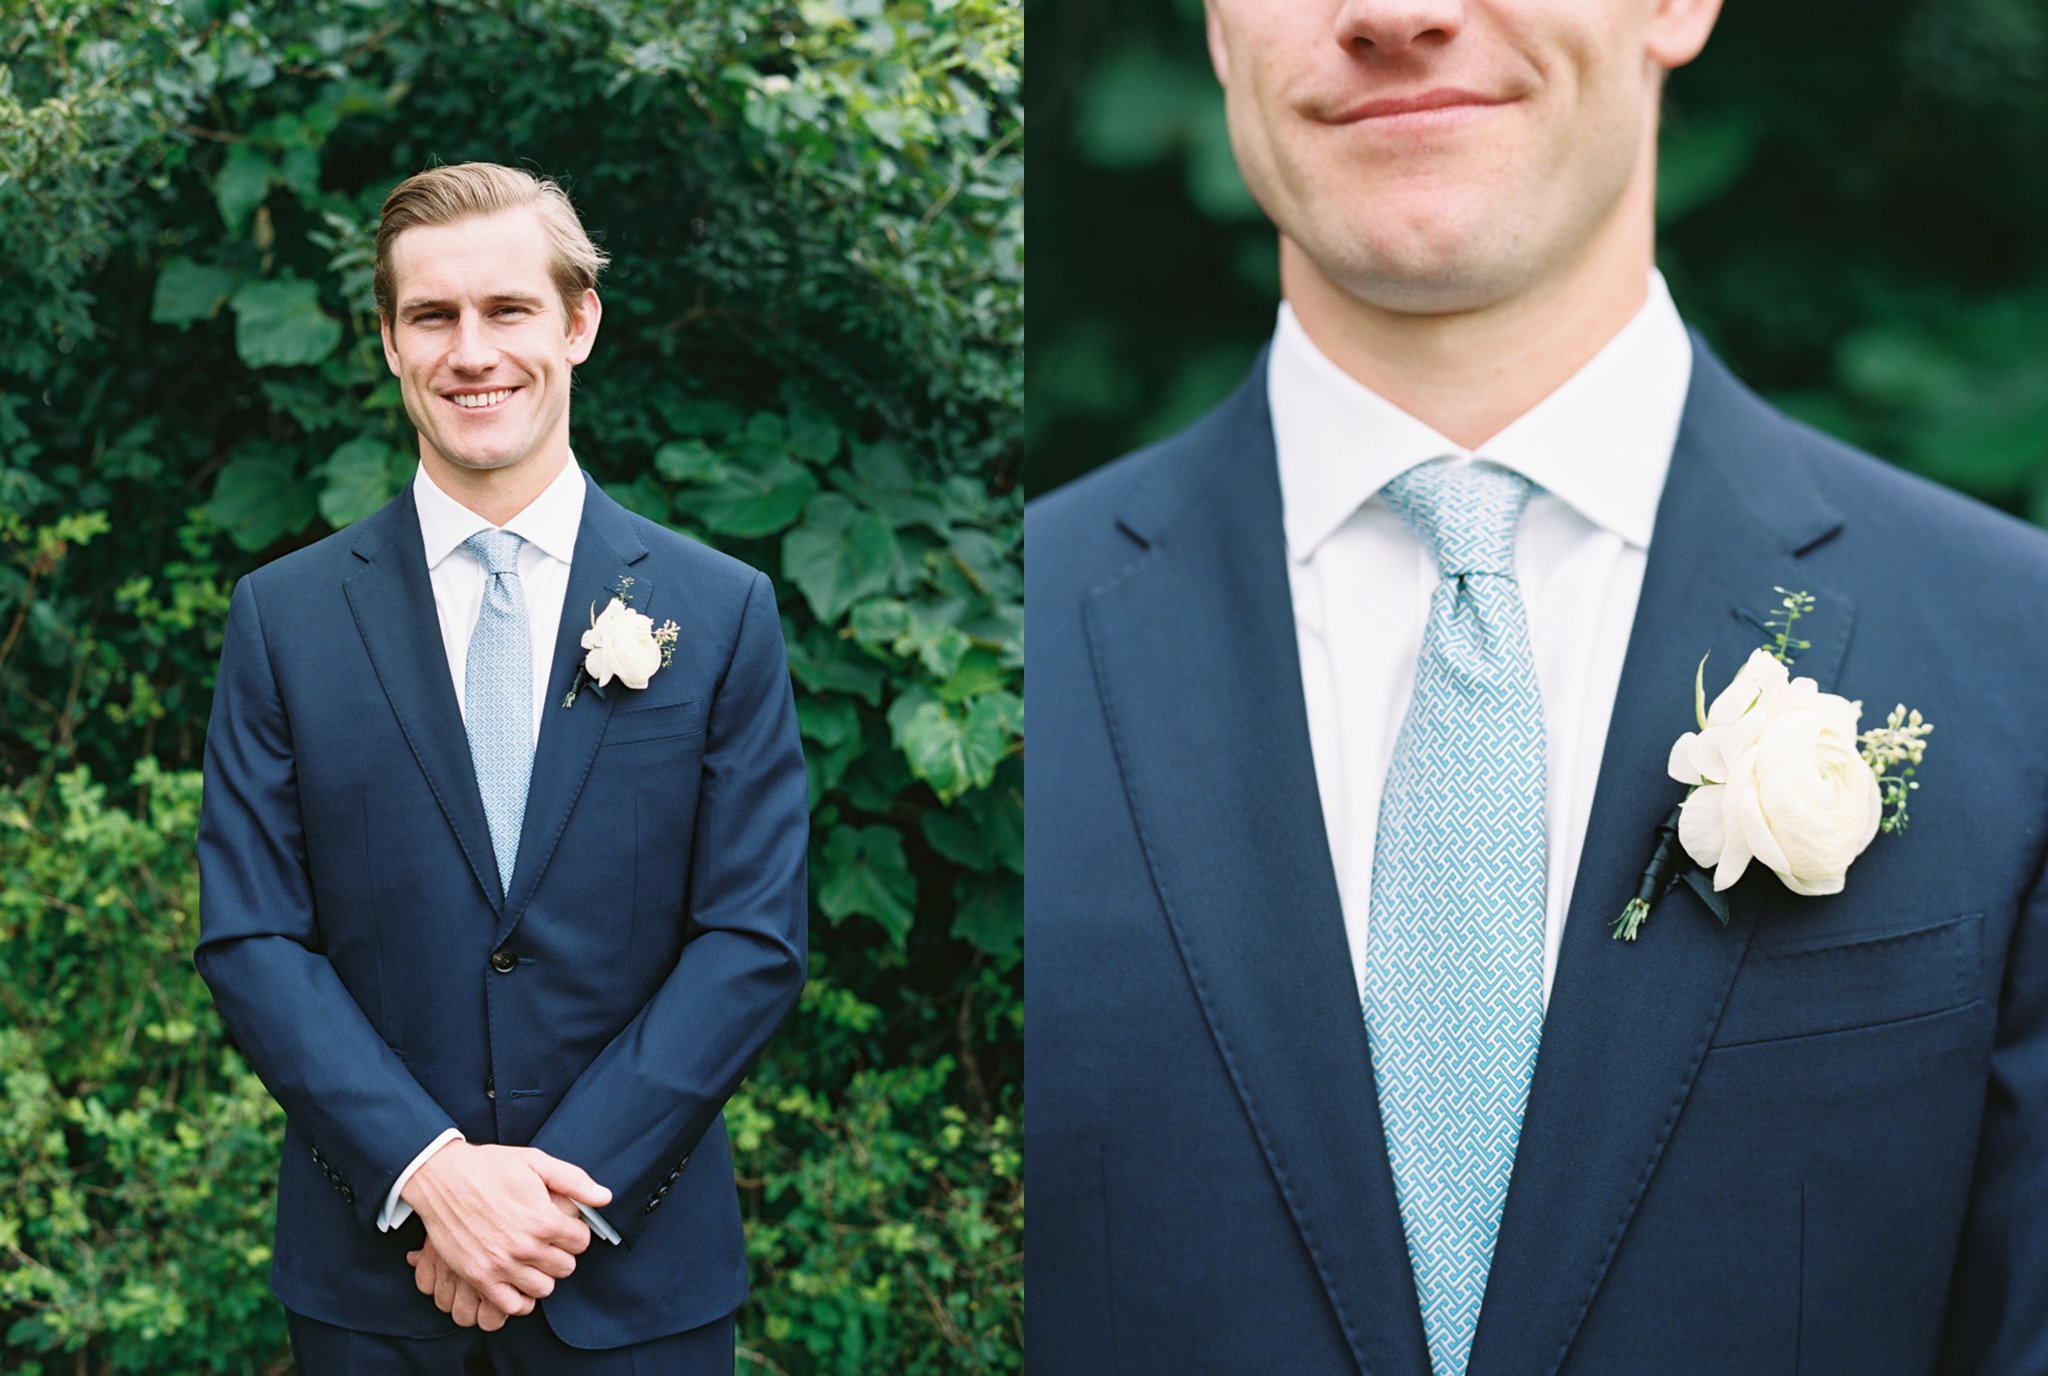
[565,289,602,366]
[1646,0,1724,71]
[1205,0,1231,87]
[379,315,400,376]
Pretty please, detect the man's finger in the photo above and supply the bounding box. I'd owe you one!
[481,1281,536,1318]
[433,1265,458,1315]
[451,1284,481,1329]
[477,1301,509,1333]
[526,1152,613,1209]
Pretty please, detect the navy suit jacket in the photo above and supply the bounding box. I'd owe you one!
[196,478,808,1347]
[1025,340,2048,1374]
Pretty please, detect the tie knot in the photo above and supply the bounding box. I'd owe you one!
[464,528,523,576]
[1379,460,1533,580]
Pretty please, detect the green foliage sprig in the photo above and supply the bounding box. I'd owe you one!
[1761,586,1815,664]
[1860,704,1933,836]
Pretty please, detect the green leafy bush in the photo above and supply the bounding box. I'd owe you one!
[1,0,1020,1370]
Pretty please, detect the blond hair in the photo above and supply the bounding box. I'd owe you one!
[374,162,608,325]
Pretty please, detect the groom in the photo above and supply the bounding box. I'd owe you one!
[196,163,808,1373]
[1027,1,2048,1373]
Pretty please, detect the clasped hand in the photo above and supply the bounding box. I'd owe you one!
[399,1141,612,1331]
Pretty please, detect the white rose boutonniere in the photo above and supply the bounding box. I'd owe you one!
[1614,589,1932,941]
[583,597,666,690]
[561,577,680,708]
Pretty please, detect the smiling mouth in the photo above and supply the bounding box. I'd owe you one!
[445,388,517,411]
[1320,88,1515,125]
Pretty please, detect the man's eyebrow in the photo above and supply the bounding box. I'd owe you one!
[396,292,550,314]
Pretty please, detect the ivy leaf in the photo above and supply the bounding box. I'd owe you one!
[654,439,725,484]
[797,696,861,750]
[783,494,899,623]
[786,402,841,463]
[936,648,1011,705]
[897,695,1013,803]
[818,825,916,946]
[951,873,1020,959]
[683,454,817,538]
[787,626,887,706]
[318,435,402,528]
[833,441,953,534]
[214,143,275,235]
[207,452,317,551]
[150,259,241,327]
[921,769,1021,874]
[229,276,341,369]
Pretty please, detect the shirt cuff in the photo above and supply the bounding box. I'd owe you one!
[379,1128,465,1231]
[579,1201,623,1245]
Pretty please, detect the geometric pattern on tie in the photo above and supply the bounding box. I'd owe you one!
[1362,459,1547,1376]
[462,529,533,899]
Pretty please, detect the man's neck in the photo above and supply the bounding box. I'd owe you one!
[420,448,570,527]
[1279,216,1654,452]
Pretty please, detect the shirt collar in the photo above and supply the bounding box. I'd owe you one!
[1271,270,1692,562]
[413,452,587,569]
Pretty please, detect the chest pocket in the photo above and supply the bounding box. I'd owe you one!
[1709,911,1983,1049]
[600,696,705,749]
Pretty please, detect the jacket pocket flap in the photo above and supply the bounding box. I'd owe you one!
[1710,911,1983,1049]
[600,696,705,747]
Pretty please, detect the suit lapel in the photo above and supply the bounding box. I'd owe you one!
[1468,339,1853,1376]
[343,488,505,914]
[497,480,647,938]
[1085,362,1433,1376]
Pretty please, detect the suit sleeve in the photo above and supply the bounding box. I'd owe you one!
[195,576,459,1234]
[1938,837,2048,1374]
[528,569,808,1246]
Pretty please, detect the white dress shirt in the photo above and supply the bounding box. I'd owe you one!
[379,454,620,1243]
[1273,270,1692,1007]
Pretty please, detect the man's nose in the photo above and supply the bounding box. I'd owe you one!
[1333,0,1464,57]
[447,311,498,371]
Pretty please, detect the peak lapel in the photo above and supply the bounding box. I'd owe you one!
[343,488,505,914]
[1469,340,1854,1376]
[1084,363,1433,1376]
[497,480,647,937]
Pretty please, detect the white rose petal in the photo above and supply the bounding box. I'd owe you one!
[581,597,664,691]
[1669,652,1883,896]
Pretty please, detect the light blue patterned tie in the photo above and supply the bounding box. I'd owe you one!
[1364,460,1546,1376]
[462,529,532,898]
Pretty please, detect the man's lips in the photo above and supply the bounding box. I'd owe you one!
[442,387,519,413]
[1317,88,1516,125]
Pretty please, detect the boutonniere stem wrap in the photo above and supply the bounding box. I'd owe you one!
[1613,589,1932,941]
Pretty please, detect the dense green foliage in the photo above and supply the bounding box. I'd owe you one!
[1,1,1021,1371]
[1029,0,2048,520]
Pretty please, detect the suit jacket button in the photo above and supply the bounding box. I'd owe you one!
[490,950,516,973]
[485,1076,496,1099]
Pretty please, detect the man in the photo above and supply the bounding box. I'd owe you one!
[196,162,808,1374]
[1026,2,2048,1372]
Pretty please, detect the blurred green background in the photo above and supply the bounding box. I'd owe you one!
[1,1,1019,1372]
[1028,0,2048,520]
